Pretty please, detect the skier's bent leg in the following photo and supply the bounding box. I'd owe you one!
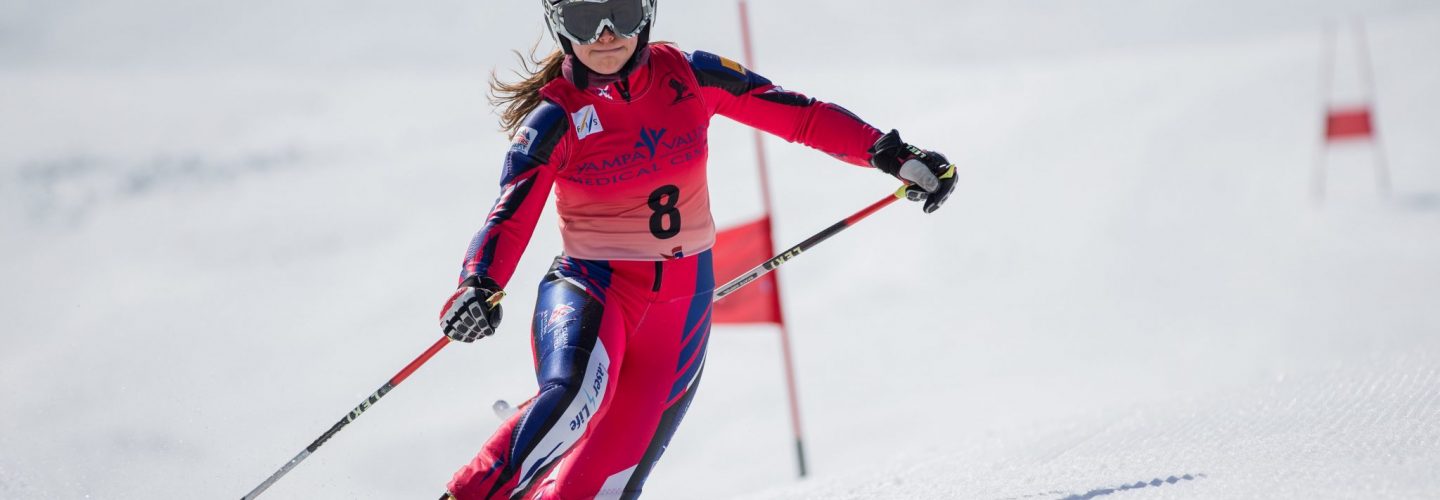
[532,366,706,499]
[529,253,715,499]
[447,264,626,500]
[445,370,585,497]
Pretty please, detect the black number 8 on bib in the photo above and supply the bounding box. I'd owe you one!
[647,184,682,239]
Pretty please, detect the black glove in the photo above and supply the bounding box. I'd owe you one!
[439,275,505,342]
[868,129,957,213]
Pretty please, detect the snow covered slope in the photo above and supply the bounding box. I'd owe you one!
[2,1,1438,499]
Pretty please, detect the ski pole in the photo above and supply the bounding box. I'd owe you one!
[714,186,907,300]
[241,293,504,500]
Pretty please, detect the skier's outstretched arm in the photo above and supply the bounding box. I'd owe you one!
[686,50,956,212]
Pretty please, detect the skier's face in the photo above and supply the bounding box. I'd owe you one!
[573,28,637,75]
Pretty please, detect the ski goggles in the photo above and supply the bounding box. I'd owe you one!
[545,0,655,45]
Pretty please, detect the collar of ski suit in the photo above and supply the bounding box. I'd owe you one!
[561,43,653,93]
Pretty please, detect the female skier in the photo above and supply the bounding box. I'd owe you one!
[437,0,955,498]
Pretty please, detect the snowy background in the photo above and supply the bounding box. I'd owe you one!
[3,0,1439,498]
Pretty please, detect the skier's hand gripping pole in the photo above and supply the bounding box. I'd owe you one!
[867,129,958,214]
[440,275,506,343]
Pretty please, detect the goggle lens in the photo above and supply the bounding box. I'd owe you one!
[556,0,647,44]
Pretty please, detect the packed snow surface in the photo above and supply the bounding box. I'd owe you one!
[2,1,1438,498]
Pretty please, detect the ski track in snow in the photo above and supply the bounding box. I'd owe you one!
[3,2,1440,499]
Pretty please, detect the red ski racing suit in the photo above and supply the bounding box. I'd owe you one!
[448,44,882,499]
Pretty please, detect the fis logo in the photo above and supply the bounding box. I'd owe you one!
[572,104,604,140]
[636,127,667,157]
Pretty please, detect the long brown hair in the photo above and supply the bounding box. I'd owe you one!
[490,40,566,135]
[490,40,674,134]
